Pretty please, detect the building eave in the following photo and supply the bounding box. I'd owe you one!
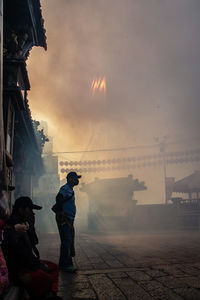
[27,0,47,50]
[4,0,47,53]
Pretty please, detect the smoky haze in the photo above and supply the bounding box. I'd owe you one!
[28,0,200,152]
[26,0,200,216]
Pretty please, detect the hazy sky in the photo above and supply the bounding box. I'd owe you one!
[28,0,200,150]
[28,0,200,202]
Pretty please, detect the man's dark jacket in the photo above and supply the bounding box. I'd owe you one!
[2,213,41,277]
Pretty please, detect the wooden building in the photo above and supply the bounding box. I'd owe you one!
[0,1,4,193]
[1,0,47,205]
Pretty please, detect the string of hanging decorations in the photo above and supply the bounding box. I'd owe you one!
[59,148,200,173]
[59,148,200,166]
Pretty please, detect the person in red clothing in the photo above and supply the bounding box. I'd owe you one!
[0,190,28,296]
[3,197,62,300]
[0,215,9,296]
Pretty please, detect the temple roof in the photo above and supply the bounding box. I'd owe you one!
[80,175,147,194]
[173,171,200,193]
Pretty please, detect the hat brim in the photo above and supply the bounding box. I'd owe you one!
[66,173,82,180]
[32,204,42,210]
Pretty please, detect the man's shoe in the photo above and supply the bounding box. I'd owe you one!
[59,266,77,273]
[45,292,62,300]
[46,296,62,300]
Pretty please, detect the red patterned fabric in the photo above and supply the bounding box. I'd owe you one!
[0,218,9,295]
[0,219,9,243]
[18,260,58,298]
[0,247,9,295]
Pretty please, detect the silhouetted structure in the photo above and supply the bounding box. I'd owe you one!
[171,171,200,230]
[33,154,60,233]
[80,175,147,231]
[80,172,200,231]
[132,171,200,231]
[0,1,4,192]
[173,170,200,198]
[33,123,60,233]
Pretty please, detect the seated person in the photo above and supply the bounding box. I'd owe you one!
[0,189,28,296]
[0,189,11,296]
[2,196,62,300]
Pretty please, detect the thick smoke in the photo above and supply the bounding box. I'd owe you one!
[28,0,200,151]
[27,0,200,205]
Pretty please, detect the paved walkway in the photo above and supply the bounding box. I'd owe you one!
[38,231,200,299]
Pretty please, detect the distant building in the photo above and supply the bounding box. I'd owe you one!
[79,172,200,232]
[173,170,200,199]
[33,124,60,233]
[131,171,200,231]
[171,171,200,230]
[80,174,147,231]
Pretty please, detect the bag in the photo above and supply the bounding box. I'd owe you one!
[51,203,59,213]
[51,193,63,213]
[51,192,74,214]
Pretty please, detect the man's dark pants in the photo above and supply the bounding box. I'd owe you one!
[56,215,74,269]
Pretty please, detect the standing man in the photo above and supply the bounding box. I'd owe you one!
[55,172,81,273]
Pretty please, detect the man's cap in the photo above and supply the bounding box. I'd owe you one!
[13,197,42,211]
[66,171,82,181]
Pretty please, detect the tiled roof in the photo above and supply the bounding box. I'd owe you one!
[173,171,200,193]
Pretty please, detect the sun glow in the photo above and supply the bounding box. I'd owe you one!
[91,77,106,95]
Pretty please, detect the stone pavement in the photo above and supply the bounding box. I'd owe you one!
[38,231,200,300]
